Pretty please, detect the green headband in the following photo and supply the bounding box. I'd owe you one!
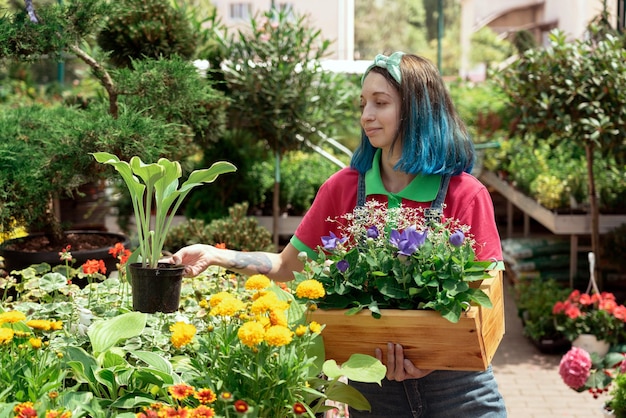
[361,51,406,85]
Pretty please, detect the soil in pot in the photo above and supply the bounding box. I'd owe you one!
[0,231,130,276]
[129,262,184,314]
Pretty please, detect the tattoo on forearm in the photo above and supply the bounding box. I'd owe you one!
[230,252,272,274]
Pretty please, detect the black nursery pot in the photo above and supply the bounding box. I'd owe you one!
[129,262,185,314]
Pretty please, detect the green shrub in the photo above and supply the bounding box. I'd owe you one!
[96,0,197,68]
[607,372,626,417]
[513,278,570,342]
[165,203,274,253]
[184,129,270,222]
[251,151,343,215]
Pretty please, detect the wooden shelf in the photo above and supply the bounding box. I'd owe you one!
[480,171,626,235]
[479,171,626,286]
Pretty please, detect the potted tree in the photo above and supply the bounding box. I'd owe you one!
[0,0,228,272]
[495,12,626,285]
[92,152,236,313]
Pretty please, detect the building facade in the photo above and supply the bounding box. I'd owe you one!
[212,0,623,72]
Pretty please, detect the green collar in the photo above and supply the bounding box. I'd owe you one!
[364,150,441,202]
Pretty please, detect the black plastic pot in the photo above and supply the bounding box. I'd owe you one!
[0,231,130,274]
[129,262,184,313]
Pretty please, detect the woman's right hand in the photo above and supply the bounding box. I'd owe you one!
[161,244,216,277]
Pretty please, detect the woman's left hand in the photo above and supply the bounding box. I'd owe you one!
[376,343,434,381]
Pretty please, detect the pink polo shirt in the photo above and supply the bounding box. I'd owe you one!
[290,154,502,262]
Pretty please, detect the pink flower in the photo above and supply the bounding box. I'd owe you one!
[559,347,592,389]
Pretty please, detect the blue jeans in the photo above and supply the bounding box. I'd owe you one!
[348,366,506,417]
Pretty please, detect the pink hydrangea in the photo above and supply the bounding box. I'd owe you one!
[559,347,592,389]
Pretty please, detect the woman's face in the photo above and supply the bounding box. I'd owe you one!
[360,72,401,153]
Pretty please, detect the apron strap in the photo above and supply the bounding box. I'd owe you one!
[424,174,451,222]
[356,171,366,208]
[356,172,451,222]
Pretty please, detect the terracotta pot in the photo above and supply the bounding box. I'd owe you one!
[0,231,130,275]
[129,262,184,314]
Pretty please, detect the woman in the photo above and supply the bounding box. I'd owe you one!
[165,52,507,417]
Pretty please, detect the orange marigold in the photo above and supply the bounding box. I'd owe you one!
[195,388,217,404]
[168,383,195,400]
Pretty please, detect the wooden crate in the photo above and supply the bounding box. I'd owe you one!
[310,270,505,371]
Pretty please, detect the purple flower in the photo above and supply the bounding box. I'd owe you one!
[321,232,347,250]
[366,225,379,239]
[336,259,349,273]
[449,229,465,247]
[389,226,427,256]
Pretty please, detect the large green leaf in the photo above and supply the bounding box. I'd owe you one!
[322,354,385,384]
[88,312,147,355]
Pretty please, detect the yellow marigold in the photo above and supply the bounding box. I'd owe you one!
[255,315,271,328]
[295,325,308,337]
[309,321,322,334]
[209,291,235,308]
[210,298,246,317]
[27,319,52,331]
[0,328,14,344]
[29,337,43,349]
[295,279,326,300]
[250,292,289,315]
[170,322,197,349]
[264,325,293,347]
[0,310,26,324]
[244,274,271,290]
[45,411,72,418]
[199,299,209,309]
[50,320,63,331]
[269,309,288,327]
[237,321,265,347]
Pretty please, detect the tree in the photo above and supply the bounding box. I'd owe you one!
[496,26,626,286]
[218,8,357,248]
[354,0,428,59]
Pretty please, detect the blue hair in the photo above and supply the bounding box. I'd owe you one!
[351,54,475,176]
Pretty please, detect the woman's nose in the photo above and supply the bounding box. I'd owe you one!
[361,106,374,123]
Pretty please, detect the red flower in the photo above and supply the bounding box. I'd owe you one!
[614,305,626,321]
[108,242,125,258]
[234,400,249,413]
[109,242,132,265]
[293,402,307,415]
[195,388,217,404]
[168,384,195,400]
[579,293,592,306]
[13,403,37,418]
[553,290,626,344]
[82,259,106,275]
[565,305,581,319]
[192,405,216,417]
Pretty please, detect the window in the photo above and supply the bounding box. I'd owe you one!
[230,3,252,20]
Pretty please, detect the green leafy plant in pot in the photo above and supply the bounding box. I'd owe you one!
[92,152,236,313]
